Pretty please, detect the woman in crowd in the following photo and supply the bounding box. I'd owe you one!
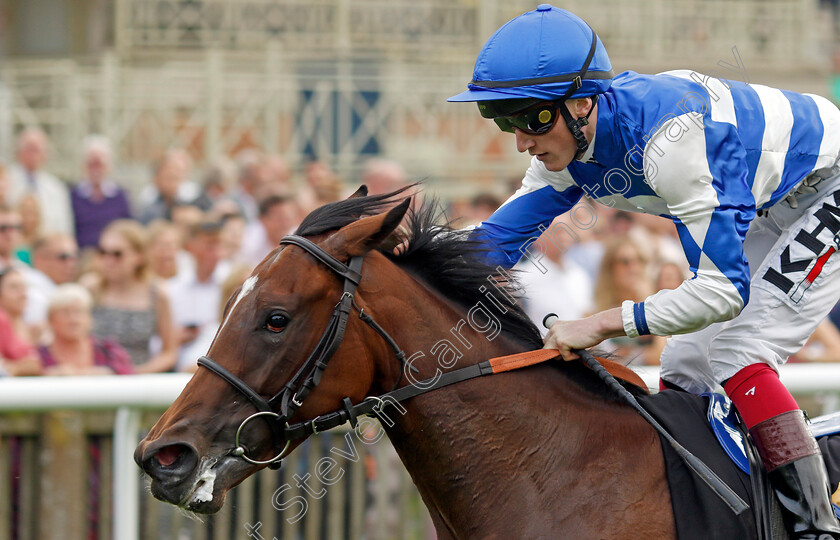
[86,219,176,372]
[14,194,40,265]
[593,236,667,366]
[0,266,40,343]
[39,284,133,375]
[0,268,41,375]
[146,219,183,281]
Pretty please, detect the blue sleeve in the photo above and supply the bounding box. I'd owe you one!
[470,184,584,268]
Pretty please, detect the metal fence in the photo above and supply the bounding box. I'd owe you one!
[0,375,432,540]
[2,366,840,539]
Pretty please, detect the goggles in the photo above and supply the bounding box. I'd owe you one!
[478,99,564,136]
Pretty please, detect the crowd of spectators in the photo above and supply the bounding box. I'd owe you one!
[0,127,838,375]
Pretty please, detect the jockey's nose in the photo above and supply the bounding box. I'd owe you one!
[515,128,535,153]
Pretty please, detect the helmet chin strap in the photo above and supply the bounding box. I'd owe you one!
[558,94,598,161]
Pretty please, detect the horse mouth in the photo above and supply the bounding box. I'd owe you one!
[149,454,241,514]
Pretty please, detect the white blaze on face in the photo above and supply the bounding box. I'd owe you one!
[219,276,257,332]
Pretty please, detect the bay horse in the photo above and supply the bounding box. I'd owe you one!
[135,188,678,538]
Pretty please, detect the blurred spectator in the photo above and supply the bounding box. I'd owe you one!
[25,233,79,327]
[230,149,264,223]
[15,194,40,264]
[298,160,344,214]
[137,149,200,224]
[240,194,301,266]
[201,158,237,205]
[794,320,840,363]
[655,260,689,291]
[0,205,48,328]
[0,268,38,346]
[6,129,74,235]
[0,268,41,376]
[146,220,183,281]
[177,264,252,372]
[457,193,502,227]
[594,235,654,312]
[608,210,635,236]
[515,222,594,333]
[71,135,132,249]
[39,284,133,375]
[594,236,666,365]
[564,200,607,282]
[218,212,247,265]
[168,220,229,368]
[260,155,293,195]
[171,204,204,234]
[0,205,23,269]
[361,158,407,195]
[0,164,8,206]
[88,220,177,372]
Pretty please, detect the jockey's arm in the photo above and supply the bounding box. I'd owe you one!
[470,158,583,267]
[546,115,753,357]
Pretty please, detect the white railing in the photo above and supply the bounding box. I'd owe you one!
[1,364,839,538]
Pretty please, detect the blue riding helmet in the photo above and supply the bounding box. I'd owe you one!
[448,4,613,103]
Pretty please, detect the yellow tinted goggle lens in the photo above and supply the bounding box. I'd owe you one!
[493,105,558,135]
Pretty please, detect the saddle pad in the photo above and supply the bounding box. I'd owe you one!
[638,390,758,539]
[705,392,750,475]
[810,410,840,439]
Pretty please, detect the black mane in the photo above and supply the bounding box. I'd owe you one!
[296,187,646,400]
[297,187,543,349]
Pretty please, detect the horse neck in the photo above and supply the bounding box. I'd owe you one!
[358,256,529,394]
[356,258,666,536]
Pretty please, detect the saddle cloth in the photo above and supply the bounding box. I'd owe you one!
[638,390,759,539]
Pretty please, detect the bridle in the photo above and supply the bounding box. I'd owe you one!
[196,234,410,468]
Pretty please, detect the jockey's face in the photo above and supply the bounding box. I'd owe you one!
[514,98,595,172]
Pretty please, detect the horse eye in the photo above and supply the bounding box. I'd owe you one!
[265,314,288,333]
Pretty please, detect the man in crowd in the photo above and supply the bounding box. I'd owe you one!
[7,129,74,235]
[167,220,228,369]
[25,233,79,324]
[239,194,301,266]
[71,135,132,249]
[137,149,201,224]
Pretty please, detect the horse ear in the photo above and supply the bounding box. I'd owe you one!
[326,198,410,257]
[347,185,368,199]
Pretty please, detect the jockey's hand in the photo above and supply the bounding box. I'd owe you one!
[543,307,626,361]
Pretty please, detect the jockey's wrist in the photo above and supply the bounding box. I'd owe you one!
[592,307,626,342]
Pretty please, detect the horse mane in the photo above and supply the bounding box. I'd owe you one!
[296,187,646,400]
[296,186,543,349]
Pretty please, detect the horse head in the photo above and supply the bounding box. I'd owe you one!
[134,192,413,513]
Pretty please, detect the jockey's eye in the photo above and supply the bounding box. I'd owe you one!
[265,313,289,333]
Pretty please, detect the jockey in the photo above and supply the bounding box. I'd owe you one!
[449,4,840,538]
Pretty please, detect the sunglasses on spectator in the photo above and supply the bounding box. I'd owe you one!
[479,100,564,135]
[97,248,123,259]
[0,224,22,233]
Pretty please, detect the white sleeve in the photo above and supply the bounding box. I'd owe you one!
[622,113,750,337]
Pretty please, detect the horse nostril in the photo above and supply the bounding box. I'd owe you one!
[155,444,186,468]
[141,443,199,483]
